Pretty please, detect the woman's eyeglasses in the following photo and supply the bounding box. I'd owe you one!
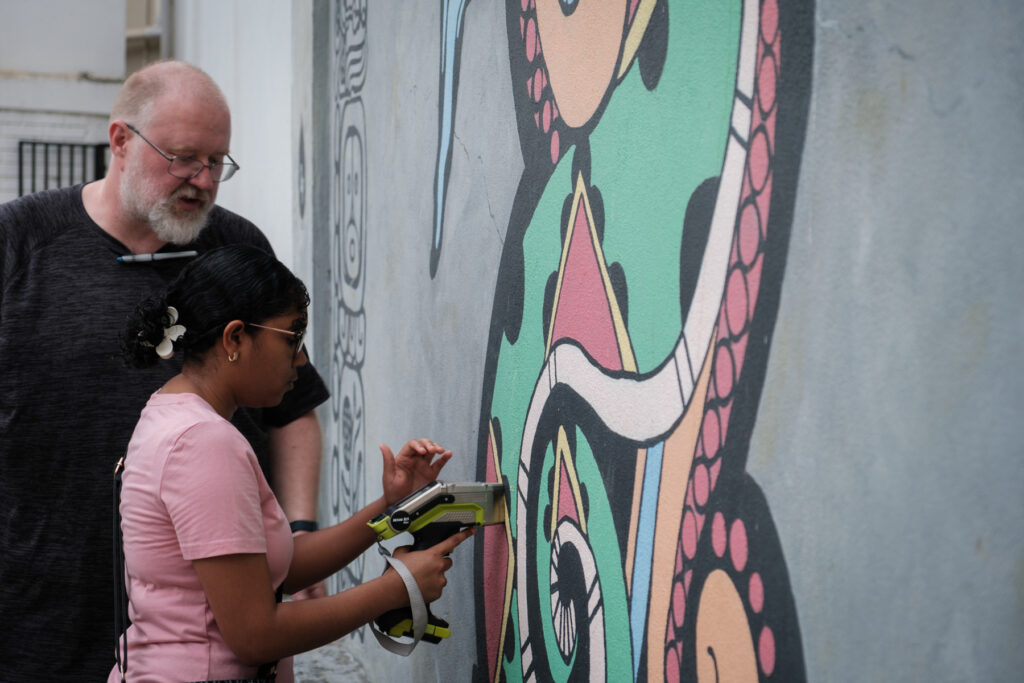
[245,323,305,361]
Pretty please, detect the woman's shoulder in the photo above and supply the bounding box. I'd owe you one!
[144,394,253,463]
[152,398,263,502]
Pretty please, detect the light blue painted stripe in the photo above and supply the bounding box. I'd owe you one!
[434,0,470,252]
[631,441,664,680]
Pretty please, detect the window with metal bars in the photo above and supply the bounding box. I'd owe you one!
[17,140,109,196]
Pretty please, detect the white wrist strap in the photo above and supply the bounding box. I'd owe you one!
[372,552,427,656]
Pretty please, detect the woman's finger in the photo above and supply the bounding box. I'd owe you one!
[379,444,395,477]
[430,451,453,476]
[442,526,476,554]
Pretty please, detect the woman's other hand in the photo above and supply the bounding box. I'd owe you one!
[380,438,452,506]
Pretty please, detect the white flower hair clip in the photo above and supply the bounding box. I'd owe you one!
[155,306,186,359]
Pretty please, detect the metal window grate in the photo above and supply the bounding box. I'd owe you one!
[18,141,109,196]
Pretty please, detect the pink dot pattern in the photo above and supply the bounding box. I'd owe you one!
[517,0,564,166]
[663,0,781,678]
[749,572,765,614]
[760,626,776,676]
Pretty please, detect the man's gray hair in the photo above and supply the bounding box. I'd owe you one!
[110,60,229,128]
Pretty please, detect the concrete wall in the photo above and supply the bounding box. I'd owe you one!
[755,2,1024,680]
[306,2,518,679]
[305,1,1024,682]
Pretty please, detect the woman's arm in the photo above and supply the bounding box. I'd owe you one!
[192,436,462,663]
[193,527,474,665]
[283,494,387,593]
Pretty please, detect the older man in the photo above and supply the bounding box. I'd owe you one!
[0,61,327,681]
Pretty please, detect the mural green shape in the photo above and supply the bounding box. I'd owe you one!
[443,1,814,680]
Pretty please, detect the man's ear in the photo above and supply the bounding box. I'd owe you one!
[109,120,131,160]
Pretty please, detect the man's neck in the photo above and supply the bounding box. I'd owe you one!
[81,178,168,255]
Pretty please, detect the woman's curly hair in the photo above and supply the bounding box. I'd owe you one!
[120,245,309,368]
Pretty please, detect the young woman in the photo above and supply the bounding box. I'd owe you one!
[112,245,472,682]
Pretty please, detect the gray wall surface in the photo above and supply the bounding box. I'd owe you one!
[308,2,518,677]
[305,1,1024,682]
[750,1,1024,680]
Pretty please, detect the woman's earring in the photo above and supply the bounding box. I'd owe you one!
[228,351,239,362]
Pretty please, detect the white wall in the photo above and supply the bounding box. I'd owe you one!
[171,0,295,270]
[0,0,124,203]
[0,0,125,77]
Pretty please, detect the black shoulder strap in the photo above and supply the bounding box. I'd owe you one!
[113,456,129,681]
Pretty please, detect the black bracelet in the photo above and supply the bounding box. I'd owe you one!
[289,520,319,533]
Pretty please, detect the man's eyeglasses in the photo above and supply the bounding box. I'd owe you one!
[246,323,305,361]
[125,123,239,183]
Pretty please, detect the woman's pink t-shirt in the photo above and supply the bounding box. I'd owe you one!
[109,392,294,683]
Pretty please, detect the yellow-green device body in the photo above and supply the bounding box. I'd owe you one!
[368,480,507,643]
[368,480,507,541]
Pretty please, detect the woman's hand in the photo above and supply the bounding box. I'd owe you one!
[391,527,475,603]
[380,439,452,506]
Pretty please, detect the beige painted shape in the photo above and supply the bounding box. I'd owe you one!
[534,0,626,128]
[695,569,758,683]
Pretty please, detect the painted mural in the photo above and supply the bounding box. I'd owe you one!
[325,0,369,624]
[431,0,813,680]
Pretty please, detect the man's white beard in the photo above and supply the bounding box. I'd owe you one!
[120,170,212,246]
